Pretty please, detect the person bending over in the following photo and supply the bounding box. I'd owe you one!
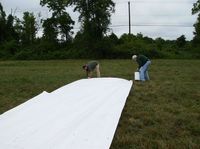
[82,61,101,78]
[132,54,151,81]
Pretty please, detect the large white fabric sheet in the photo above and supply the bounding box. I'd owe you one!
[0,78,132,149]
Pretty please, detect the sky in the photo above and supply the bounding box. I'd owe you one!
[1,0,198,40]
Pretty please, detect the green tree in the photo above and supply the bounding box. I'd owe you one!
[57,12,74,42]
[40,0,68,13]
[176,35,186,48]
[4,14,20,55]
[6,14,20,41]
[192,0,200,44]
[68,0,115,41]
[192,14,200,44]
[192,0,200,14]
[0,2,6,43]
[13,17,23,43]
[155,37,165,51]
[22,12,37,45]
[108,32,119,44]
[40,0,74,42]
[136,33,143,39]
[42,17,58,42]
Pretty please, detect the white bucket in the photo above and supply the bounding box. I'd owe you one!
[134,71,140,80]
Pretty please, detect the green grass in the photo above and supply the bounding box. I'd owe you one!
[0,59,200,148]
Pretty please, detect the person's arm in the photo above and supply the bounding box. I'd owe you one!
[87,71,92,78]
[86,70,89,78]
[136,59,142,70]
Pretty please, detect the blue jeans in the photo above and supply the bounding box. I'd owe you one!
[139,60,151,81]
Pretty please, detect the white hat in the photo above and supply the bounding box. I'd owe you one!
[132,55,137,60]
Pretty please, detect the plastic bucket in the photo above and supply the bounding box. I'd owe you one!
[134,71,140,80]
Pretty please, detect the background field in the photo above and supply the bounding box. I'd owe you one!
[0,60,200,148]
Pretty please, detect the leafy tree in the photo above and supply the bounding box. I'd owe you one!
[40,0,74,42]
[40,0,68,13]
[176,35,186,48]
[42,17,58,42]
[192,0,200,44]
[0,2,6,43]
[6,15,14,37]
[155,37,165,51]
[119,33,136,44]
[68,0,115,41]
[192,14,200,44]
[57,12,74,42]
[21,12,37,45]
[108,32,119,44]
[136,33,143,39]
[192,0,200,14]
[143,36,154,44]
[13,17,23,43]
[6,14,20,41]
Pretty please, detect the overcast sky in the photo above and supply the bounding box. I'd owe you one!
[1,0,198,40]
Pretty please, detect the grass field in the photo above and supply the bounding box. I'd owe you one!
[0,59,200,148]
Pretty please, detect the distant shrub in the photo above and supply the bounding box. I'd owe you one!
[14,49,35,60]
[0,40,19,59]
[0,32,199,60]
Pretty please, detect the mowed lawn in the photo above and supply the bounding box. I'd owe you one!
[0,60,200,148]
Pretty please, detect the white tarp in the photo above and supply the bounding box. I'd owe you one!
[0,78,132,149]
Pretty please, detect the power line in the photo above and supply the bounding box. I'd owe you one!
[114,14,195,17]
[72,24,194,31]
[114,0,196,4]
[110,24,194,27]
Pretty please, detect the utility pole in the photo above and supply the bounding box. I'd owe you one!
[86,0,89,10]
[128,1,131,35]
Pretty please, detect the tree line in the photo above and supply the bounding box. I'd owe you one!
[0,0,199,60]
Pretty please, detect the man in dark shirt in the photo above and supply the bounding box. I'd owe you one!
[82,61,101,78]
[132,54,151,81]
